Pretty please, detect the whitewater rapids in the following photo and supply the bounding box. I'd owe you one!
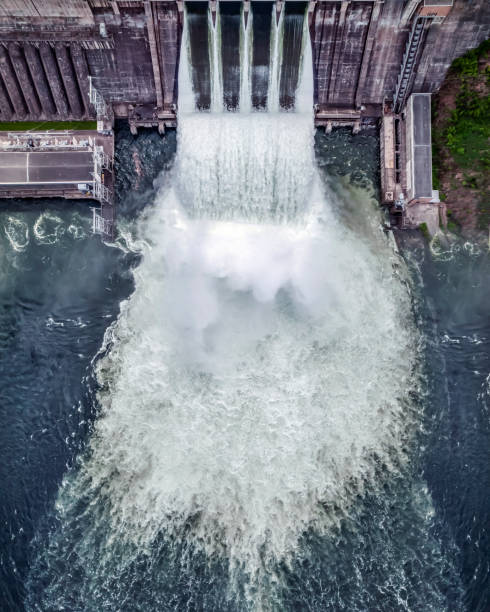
[26,12,423,609]
[31,109,420,608]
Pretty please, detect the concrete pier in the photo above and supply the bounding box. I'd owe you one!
[327,0,349,104]
[0,44,27,118]
[8,43,41,116]
[70,44,91,116]
[155,2,180,112]
[38,43,70,117]
[23,44,57,116]
[0,77,13,117]
[355,0,382,108]
[54,44,83,118]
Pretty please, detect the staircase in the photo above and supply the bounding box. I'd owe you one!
[393,16,428,113]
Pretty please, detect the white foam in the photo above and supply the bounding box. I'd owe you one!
[4,216,29,252]
[80,113,418,595]
[53,22,420,603]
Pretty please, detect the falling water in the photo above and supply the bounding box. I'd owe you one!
[178,12,195,114]
[26,7,428,611]
[268,5,284,112]
[240,7,252,113]
[294,10,313,113]
[209,4,223,112]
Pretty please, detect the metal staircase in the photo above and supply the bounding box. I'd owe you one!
[393,16,428,113]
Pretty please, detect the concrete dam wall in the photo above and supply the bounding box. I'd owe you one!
[0,1,488,128]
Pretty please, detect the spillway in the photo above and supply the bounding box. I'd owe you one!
[23,5,463,612]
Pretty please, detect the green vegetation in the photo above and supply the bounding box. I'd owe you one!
[432,39,490,229]
[419,222,430,241]
[0,121,97,131]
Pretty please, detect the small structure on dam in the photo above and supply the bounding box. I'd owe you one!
[0,0,488,237]
[0,129,115,238]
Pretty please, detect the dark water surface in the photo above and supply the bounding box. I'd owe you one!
[0,126,489,611]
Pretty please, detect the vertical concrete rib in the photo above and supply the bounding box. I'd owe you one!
[70,43,91,116]
[23,44,57,116]
[54,43,83,117]
[38,42,69,117]
[0,75,14,118]
[8,43,42,116]
[366,0,405,104]
[155,2,179,111]
[327,0,349,104]
[0,44,27,118]
[144,0,164,109]
[312,2,338,109]
[355,0,382,108]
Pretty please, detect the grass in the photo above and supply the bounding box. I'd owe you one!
[0,120,97,132]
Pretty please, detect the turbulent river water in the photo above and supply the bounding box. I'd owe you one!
[1,10,490,612]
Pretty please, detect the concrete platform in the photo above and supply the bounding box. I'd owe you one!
[0,150,93,186]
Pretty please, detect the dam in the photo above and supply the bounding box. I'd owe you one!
[1,2,490,612]
[0,0,488,237]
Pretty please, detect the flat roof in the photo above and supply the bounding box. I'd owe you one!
[410,93,433,199]
[0,150,93,187]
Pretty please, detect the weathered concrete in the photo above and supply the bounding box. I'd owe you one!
[0,44,27,118]
[8,42,42,116]
[70,43,91,115]
[55,43,84,117]
[155,2,180,111]
[38,42,70,117]
[145,0,164,109]
[23,44,57,116]
[0,73,13,117]
[0,0,487,128]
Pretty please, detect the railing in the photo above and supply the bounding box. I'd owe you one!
[92,208,113,238]
[93,144,112,178]
[89,76,109,120]
[1,132,92,151]
[92,179,112,205]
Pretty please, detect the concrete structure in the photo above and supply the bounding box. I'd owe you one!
[405,93,432,203]
[0,1,486,129]
[0,0,488,237]
[0,130,115,238]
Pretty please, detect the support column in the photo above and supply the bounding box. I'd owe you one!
[355,0,382,108]
[23,44,57,116]
[275,1,283,25]
[155,2,180,112]
[38,42,69,117]
[54,43,83,117]
[312,2,338,109]
[210,1,217,27]
[0,44,27,117]
[9,43,41,116]
[328,0,349,104]
[244,1,250,28]
[144,0,164,110]
[308,0,317,27]
[70,43,91,116]
[0,75,13,118]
